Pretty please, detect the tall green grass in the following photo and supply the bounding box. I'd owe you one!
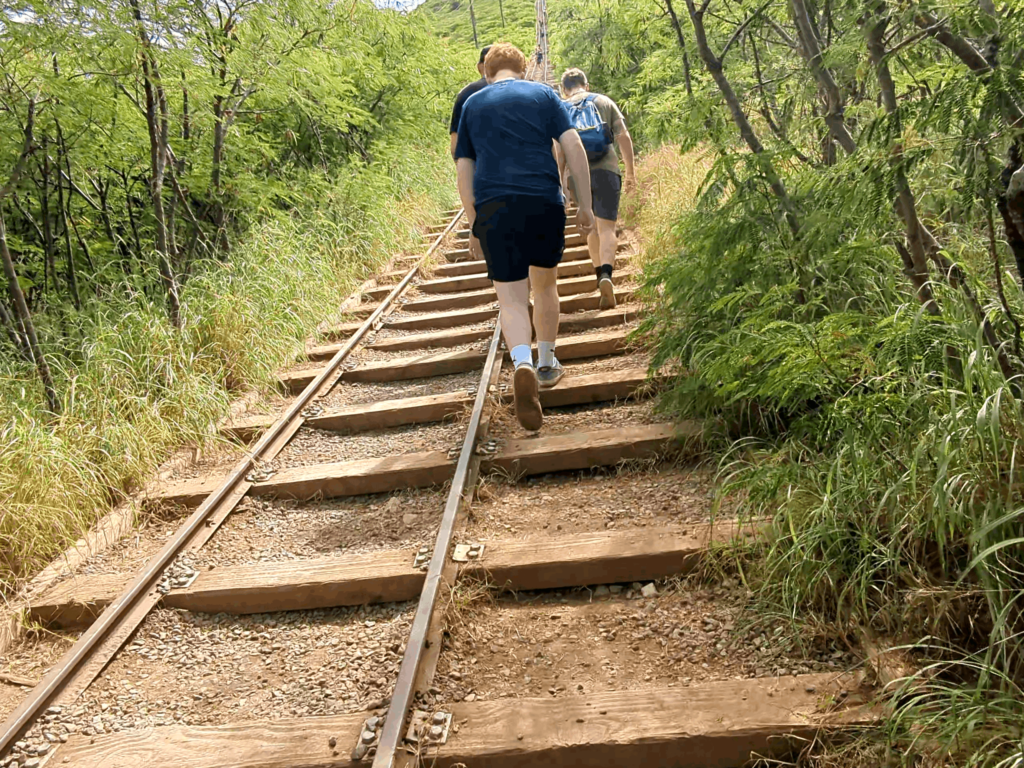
[635,146,1024,766]
[0,144,455,595]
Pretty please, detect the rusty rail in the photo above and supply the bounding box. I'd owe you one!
[371,320,504,768]
[0,208,465,754]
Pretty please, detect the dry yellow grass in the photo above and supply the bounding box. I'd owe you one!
[627,144,715,267]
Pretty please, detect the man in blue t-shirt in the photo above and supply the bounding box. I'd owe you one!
[455,43,595,433]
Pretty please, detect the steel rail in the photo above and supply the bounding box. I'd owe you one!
[372,319,504,768]
[0,208,465,754]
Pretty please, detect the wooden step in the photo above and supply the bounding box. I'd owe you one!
[486,422,689,477]
[383,295,633,333]
[417,256,633,295]
[50,673,870,768]
[225,365,650,442]
[307,327,491,361]
[282,328,629,393]
[402,272,632,314]
[385,307,499,332]
[425,246,598,277]
[30,523,742,628]
[151,422,682,508]
[307,304,637,360]
[444,239,626,264]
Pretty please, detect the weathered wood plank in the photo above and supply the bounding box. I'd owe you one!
[317,324,492,360]
[147,451,455,508]
[503,365,650,408]
[222,391,468,443]
[50,674,870,768]
[484,422,690,476]
[402,273,631,314]
[250,450,455,501]
[558,289,633,314]
[165,551,421,614]
[382,293,633,333]
[416,256,634,294]
[53,713,366,768]
[282,329,629,392]
[444,240,627,264]
[30,523,742,627]
[226,364,649,443]
[341,348,485,384]
[467,524,744,592]
[158,414,673,509]
[435,673,871,768]
[385,306,499,332]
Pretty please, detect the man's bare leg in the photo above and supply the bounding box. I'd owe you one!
[595,216,617,310]
[494,279,543,430]
[530,265,564,389]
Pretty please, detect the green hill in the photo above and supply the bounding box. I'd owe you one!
[416,0,537,55]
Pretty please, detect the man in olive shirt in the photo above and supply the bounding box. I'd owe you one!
[558,68,635,310]
[449,46,491,159]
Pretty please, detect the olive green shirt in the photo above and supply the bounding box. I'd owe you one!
[566,91,627,176]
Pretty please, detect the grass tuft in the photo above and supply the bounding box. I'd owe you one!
[0,149,456,595]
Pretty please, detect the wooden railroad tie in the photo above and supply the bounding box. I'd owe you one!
[149,421,693,508]
[374,253,634,293]
[31,523,753,628]
[225,366,650,443]
[282,327,632,394]
[48,673,872,768]
[309,304,638,361]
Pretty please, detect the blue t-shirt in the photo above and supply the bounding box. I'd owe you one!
[454,79,572,206]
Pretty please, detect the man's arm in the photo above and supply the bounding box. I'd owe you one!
[450,132,459,160]
[616,128,636,192]
[456,157,481,259]
[557,129,595,234]
[552,141,570,204]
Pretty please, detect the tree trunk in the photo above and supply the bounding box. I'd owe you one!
[469,0,479,47]
[789,0,857,154]
[0,97,58,410]
[0,211,59,412]
[39,143,55,295]
[867,0,1016,377]
[0,298,32,362]
[661,0,693,97]
[681,0,801,238]
[130,0,181,327]
[54,125,81,309]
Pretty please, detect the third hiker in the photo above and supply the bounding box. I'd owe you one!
[557,68,635,311]
[454,44,596,432]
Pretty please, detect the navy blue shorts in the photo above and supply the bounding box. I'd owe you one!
[472,196,566,283]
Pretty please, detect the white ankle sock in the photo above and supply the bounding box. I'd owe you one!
[511,344,533,369]
[537,341,556,369]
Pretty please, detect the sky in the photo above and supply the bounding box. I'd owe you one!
[374,0,429,11]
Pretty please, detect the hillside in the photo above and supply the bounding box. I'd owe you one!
[416,0,537,55]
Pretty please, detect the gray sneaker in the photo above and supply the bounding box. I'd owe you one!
[513,364,543,431]
[537,361,565,389]
[599,275,616,310]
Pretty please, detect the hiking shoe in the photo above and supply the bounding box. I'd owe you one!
[599,275,616,310]
[537,361,565,389]
[513,364,543,431]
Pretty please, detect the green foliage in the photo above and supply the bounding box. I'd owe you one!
[417,0,537,53]
[0,2,461,592]
[586,0,1024,760]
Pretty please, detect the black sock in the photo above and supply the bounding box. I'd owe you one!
[599,264,613,279]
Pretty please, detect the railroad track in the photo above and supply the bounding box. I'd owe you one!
[0,13,871,765]
[0,206,873,768]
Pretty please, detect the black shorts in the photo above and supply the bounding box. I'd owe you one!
[569,169,622,221]
[472,196,566,283]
